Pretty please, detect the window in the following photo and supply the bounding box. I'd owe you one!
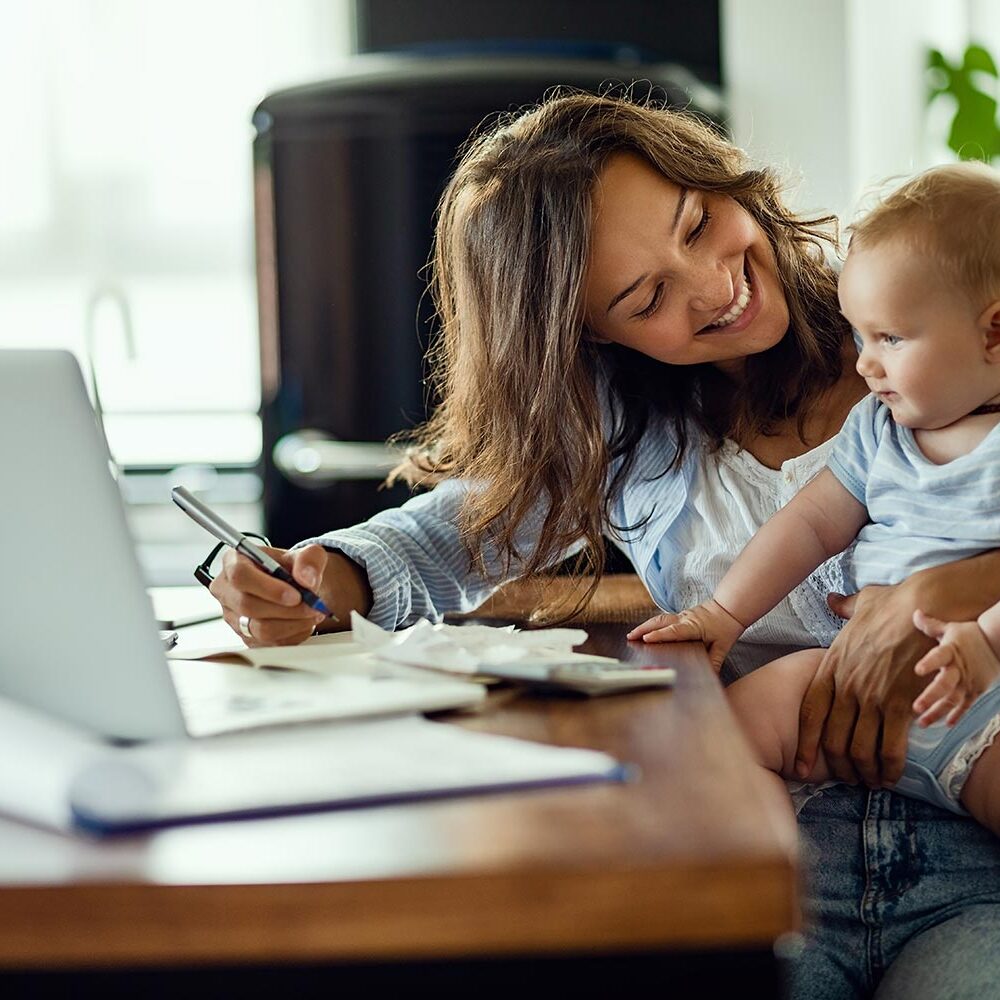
[723,0,1000,223]
[0,0,353,582]
[0,0,352,467]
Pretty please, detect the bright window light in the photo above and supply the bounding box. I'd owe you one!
[0,0,352,467]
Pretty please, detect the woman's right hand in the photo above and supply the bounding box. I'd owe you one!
[209,543,373,647]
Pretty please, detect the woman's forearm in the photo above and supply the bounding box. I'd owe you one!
[908,547,1000,622]
[978,599,1000,657]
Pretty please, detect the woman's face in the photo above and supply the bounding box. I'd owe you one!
[584,153,789,377]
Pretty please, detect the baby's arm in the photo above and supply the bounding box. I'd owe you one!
[911,601,1000,726]
[714,468,867,626]
[630,470,868,668]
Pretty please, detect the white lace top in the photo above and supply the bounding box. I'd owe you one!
[668,437,851,680]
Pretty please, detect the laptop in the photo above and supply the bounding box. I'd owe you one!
[0,350,482,743]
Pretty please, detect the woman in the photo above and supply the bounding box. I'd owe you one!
[209,94,1000,998]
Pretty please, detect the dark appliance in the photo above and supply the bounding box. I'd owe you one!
[253,55,723,546]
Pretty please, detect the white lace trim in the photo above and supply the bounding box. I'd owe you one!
[941,712,1000,803]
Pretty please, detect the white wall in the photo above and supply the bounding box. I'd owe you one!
[722,0,984,226]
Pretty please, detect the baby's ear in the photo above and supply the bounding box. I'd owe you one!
[980,299,1000,361]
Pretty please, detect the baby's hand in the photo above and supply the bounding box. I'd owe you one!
[911,610,1000,727]
[627,599,746,672]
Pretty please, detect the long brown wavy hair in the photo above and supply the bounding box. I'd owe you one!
[391,91,850,617]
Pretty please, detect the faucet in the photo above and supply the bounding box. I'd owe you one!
[84,282,136,462]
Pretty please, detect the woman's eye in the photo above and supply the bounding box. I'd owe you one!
[637,282,664,319]
[687,206,712,245]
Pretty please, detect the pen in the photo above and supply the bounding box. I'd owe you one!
[171,486,334,619]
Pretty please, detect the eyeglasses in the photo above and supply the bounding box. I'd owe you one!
[194,532,272,589]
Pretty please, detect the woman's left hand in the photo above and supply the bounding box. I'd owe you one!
[794,584,930,787]
[795,549,1000,788]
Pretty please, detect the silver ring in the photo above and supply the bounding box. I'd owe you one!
[238,614,253,639]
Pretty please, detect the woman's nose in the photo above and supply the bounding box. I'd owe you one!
[688,261,734,314]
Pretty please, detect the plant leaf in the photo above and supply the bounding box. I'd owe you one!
[927,44,1000,162]
[964,44,999,77]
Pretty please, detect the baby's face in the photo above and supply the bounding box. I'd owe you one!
[839,238,995,429]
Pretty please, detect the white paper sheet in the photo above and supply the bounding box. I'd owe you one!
[167,654,485,738]
[166,631,368,673]
[349,613,617,673]
[167,618,617,677]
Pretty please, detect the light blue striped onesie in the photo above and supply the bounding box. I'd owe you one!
[827,393,1000,813]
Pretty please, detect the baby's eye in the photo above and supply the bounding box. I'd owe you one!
[880,333,902,346]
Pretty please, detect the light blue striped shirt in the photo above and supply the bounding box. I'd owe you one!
[297,406,698,630]
[828,393,1000,590]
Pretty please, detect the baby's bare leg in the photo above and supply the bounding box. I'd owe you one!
[727,648,833,782]
[958,734,1000,837]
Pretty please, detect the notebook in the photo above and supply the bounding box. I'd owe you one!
[0,350,482,742]
[0,695,625,835]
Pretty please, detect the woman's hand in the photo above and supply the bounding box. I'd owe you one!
[627,599,746,672]
[911,611,1000,727]
[795,549,1000,787]
[794,583,932,787]
[209,543,373,647]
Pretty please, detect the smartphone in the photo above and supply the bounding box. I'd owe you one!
[482,660,676,697]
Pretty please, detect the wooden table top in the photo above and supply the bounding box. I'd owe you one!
[0,580,799,970]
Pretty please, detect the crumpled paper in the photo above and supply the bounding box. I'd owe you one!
[349,611,613,674]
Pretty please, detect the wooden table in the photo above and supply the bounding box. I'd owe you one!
[0,579,799,995]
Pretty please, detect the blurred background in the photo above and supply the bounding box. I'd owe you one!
[1,0,997,585]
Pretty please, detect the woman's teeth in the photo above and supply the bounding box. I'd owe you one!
[707,273,753,329]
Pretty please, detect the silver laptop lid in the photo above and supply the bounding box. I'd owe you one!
[0,350,187,741]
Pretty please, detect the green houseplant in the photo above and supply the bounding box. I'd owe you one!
[927,43,1000,162]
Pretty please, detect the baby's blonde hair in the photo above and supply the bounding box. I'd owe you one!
[849,162,1000,309]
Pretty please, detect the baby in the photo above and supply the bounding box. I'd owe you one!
[630,162,1000,833]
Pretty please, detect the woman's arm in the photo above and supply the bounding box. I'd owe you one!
[211,477,586,645]
[795,547,1000,788]
[980,600,1000,652]
[295,478,585,630]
